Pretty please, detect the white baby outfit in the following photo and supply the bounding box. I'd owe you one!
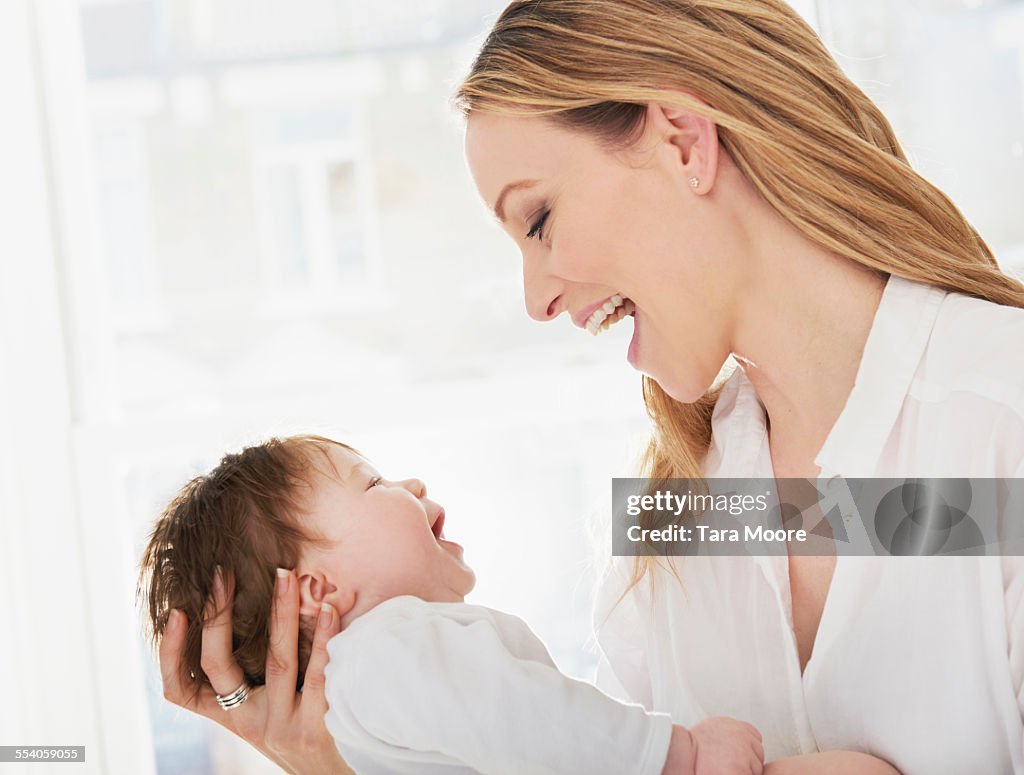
[325,594,673,774]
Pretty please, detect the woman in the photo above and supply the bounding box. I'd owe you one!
[160,0,1024,772]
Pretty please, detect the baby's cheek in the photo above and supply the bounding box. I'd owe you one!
[387,536,426,568]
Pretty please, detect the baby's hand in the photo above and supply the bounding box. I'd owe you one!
[661,717,765,775]
[690,716,765,775]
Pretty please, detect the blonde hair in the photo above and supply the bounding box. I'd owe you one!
[454,0,1024,592]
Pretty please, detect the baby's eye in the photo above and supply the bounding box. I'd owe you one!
[367,476,382,489]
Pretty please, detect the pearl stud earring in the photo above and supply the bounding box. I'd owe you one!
[689,176,700,190]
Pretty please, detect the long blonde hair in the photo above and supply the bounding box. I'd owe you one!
[453,0,1024,592]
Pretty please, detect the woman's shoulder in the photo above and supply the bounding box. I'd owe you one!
[917,288,1024,416]
[936,284,1024,333]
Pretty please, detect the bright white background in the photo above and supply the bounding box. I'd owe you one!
[1,1,1022,773]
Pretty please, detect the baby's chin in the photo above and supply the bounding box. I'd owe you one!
[441,566,477,603]
[458,564,477,598]
[388,571,475,605]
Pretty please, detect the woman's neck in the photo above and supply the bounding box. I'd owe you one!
[726,197,888,469]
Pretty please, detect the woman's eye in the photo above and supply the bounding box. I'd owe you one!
[526,209,550,242]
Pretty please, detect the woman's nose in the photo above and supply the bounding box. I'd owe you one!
[530,294,563,322]
[524,279,563,322]
[522,253,564,322]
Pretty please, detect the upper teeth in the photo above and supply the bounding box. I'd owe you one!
[586,294,634,335]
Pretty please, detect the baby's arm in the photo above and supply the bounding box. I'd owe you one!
[661,726,697,774]
[765,751,901,775]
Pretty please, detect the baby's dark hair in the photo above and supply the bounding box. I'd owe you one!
[137,434,359,699]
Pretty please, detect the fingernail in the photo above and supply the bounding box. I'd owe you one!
[319,602,333,629]
[276,567,289,597]
[213,565,224,592]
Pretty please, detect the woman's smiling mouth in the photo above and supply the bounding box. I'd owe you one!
[573,294,636,335]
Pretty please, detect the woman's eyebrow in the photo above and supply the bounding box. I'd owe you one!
[493,179,539,223]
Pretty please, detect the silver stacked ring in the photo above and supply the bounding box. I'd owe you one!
[215,681,251,711]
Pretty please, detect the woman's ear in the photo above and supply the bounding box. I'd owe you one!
[296,569,355,619]
[646,91,720,196]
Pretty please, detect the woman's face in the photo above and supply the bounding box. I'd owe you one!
[464,107,740,402]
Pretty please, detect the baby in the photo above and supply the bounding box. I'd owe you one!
[138,435,899,775]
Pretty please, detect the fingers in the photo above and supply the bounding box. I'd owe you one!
[159,609,222,719]
[746,722,764,762]
[749,724,765,774]
[159,608,193,707]
[299,601,341,719]
[266,568,300,723]
[200,566,246,696]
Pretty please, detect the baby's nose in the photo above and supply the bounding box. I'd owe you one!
[400,478,427,498]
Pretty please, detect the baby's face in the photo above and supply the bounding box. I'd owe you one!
[297,445,475,619]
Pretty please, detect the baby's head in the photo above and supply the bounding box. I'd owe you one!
[138,435,475,695]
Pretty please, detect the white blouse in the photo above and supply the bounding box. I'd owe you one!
[593,274,1024,774]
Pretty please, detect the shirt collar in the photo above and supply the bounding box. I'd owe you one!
[813,273,947,477]
[706,274,948,479]
[705,366,772,478]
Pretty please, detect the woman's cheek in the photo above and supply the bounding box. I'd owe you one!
[555,228,622,283]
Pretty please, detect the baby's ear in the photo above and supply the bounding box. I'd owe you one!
[296,569,355,618]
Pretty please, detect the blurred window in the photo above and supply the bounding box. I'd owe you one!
[54,1,1024,772]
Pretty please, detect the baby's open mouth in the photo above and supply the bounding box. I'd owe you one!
[431,509,445,540]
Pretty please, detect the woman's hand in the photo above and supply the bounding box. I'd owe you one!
[159,568,352,775]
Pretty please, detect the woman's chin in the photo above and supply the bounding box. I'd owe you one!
[629,338,709,403]
[661,382,704,404]
[645,366,707,404]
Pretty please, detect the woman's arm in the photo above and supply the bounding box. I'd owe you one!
[765,751,901,775]
[159,568,352,775]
